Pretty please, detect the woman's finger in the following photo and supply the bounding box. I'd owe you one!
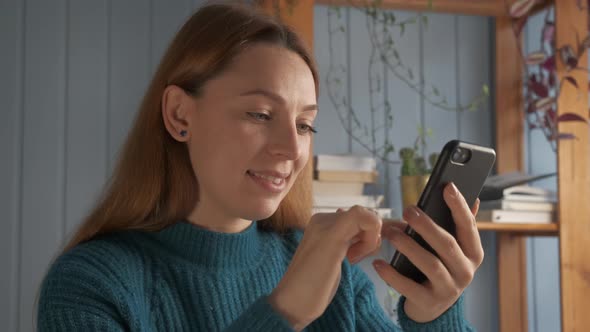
[343,206,382,263]
[372,259,430,304]
[352,219,405,263]
[471,198,480,216]
[401,205,472,282]
[383,226,454,287]
[443,183,484,266]
[381,219,408,235]
[348,233,381,264]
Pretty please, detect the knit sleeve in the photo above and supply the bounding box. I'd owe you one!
[351,265,403,331]
[351,264,474,332]
[223,296,294,331]
[37,245,130,331]
[397,295,475,332]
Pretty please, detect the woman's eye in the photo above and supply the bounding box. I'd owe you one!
[247,112,317,134]
[247,112,271,121]
[297,123,318,134]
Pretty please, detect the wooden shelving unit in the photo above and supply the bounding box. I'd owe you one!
[477,222,558,236]
[261,0,590,330]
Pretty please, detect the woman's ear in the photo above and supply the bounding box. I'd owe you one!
[162,85,192,142]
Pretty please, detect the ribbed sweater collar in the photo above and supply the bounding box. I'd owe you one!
[151,221,265,269]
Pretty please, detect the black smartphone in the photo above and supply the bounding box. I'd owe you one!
[389,140,496,283]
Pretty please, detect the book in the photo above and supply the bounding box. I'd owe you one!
[314,170,378,183]
[479,171,556,201]
[503,185,556,202]
[312,180,364,196]
[312,207,393,218]
[314,154,376,172]
[476,209,555,223]
[479,199,556,212]
[313,194,384,209]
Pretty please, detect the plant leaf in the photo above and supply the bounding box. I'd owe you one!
[543,23,555,43]
[563,76,579,89]
[559,45,578,70]
[526,102,536,114]
[557,113,588,123]
[548,73,556,87]
[555,133,577,140]
[509,0,536,18]
[525,51,547,65]
[529,79,548,98]
[534,97,555,112]
[541,56,555,71]
[514,16,528,37]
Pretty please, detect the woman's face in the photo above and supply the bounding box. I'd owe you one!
[186,44,317,226]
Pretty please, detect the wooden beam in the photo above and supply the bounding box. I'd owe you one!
[494,14,528,332]
[497,233,529,332]
[495,17,524,173]
[554,1,590,330]
[315,0,552,17]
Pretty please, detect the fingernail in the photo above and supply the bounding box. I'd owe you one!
[373,260,386,270]
[449,182,459,197]
[403,206,420,221]
[390,224,401,232]
[389,226,402,237]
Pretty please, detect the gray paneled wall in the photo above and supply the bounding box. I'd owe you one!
[1,1,195,331]
[0,1,558,331]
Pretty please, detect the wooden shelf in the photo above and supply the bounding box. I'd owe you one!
[477,221,558,235]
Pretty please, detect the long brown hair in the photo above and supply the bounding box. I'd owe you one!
[63,2,318,252]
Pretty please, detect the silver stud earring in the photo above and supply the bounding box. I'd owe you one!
[180,130,187,137]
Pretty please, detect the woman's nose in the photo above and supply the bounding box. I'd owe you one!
[268,123,303,160]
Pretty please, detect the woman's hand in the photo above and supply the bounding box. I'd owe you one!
[268,206,382,331]
[373,182,484,323]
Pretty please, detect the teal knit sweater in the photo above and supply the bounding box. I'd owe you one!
[38,221,473,331]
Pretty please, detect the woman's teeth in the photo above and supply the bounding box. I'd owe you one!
[249,171,284,184]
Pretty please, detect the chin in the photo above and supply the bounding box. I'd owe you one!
[242,201,281,221]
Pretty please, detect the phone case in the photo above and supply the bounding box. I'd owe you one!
[390,140,496,283]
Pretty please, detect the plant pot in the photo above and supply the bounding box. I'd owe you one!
[400,175,430,210]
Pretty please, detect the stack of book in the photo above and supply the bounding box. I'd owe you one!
[312,154,392,218]
[477,185,557,224]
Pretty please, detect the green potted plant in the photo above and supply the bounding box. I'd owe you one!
[399,142,438,209]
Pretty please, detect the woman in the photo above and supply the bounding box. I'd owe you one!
[38,3,483,331]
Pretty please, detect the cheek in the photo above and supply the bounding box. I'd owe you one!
[190,126,263,173]
[294,143,311,173]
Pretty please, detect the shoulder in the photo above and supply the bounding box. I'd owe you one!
[49,231,149,279]
[39,231,151,309]
[37,232,154,329]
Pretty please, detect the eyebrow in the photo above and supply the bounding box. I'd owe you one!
[239,89,318,112]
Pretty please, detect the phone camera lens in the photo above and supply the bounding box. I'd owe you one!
[451,147,471,164]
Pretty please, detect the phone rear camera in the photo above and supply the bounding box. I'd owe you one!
[451,147,471,164]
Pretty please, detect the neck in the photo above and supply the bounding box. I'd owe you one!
[151,220,265,269]
[187,199,252,234]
